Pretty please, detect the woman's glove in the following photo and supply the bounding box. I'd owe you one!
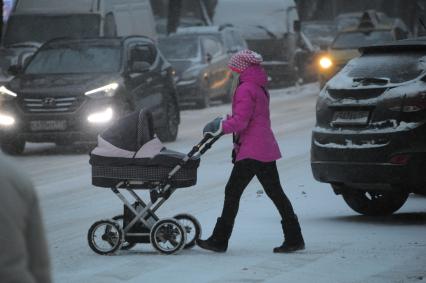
[203,117,223,137]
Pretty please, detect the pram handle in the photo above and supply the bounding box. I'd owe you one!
[152,134,222,201]
[187,134,222,158]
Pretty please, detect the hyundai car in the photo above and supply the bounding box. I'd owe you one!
[0,36,179,154]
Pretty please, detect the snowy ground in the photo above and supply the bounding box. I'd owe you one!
[10,83,426,283]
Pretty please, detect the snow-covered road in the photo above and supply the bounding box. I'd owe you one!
[10,83,426,283]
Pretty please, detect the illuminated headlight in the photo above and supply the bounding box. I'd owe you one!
[85,83,119,98]
[87,107,113,124]
[0,86,17,100]
[319,56,333,70]
[0,112,15,126]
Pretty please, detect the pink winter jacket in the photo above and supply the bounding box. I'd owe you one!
[222,65,282,162]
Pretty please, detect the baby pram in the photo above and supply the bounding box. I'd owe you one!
[87,110,220,255]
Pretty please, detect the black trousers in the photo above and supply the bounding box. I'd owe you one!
[220,159,296,225]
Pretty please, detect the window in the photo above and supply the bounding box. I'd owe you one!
[104,12,117,37]
[129,44,157,64]
[232,31,247,50]
[202,37,222,58]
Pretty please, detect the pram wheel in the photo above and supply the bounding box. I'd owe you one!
[87,219,123,255]
[174,214,201,249]
[112,215,137,250]
[150,218,187,255]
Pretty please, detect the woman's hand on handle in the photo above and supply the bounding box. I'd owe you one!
[203,117,223,138]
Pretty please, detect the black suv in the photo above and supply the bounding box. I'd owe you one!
[311,39,426,216]
[0,36,180,154]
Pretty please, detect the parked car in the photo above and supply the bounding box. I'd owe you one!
[159,26,246,108]
[318,11,409,88]
[0,36,180,154]
[212,0,300,87]
[311,38,426,216]
[0,0,157,84]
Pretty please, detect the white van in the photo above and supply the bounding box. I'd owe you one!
[3,0,157,47]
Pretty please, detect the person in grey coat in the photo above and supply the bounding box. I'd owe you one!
[0,156,51,283]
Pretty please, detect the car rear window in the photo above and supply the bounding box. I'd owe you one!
[344,52,426,83]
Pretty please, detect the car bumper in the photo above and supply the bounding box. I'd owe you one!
[0,98,119,143]
[311,123,426,185]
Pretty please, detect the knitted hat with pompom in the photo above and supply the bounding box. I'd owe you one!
[228,49,263,73]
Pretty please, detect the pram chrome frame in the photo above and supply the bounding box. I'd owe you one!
[89,134,221,255]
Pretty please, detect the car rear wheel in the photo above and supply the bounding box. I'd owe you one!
[157,96,179,142]
[340,187,409,216]
[0,137,25,155]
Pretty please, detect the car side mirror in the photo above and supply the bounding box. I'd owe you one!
[130,61,151,73]
[8,65,23,76]
[206,53,213,63]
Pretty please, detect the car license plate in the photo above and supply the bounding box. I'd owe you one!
[30,120,67,131]
[332,111,370,126]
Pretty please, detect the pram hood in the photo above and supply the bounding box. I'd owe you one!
[89,110,199,168]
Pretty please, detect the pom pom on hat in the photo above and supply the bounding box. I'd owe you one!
[228,49,263,73]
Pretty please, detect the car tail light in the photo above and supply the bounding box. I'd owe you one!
[389,154,410,165]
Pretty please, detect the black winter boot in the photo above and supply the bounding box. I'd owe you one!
[196,217,233,252]
[273,215,305,253]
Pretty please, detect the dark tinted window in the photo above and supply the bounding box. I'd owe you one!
[332,31,394,49]
[4,15,100,46]
[130,44,157,65]
[343,52,426,83]
[26,45,121,74]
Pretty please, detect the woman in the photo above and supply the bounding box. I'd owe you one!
[197,50,305,253]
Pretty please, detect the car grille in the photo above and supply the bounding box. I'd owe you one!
[21,96,83,113]
[328,88,388,100]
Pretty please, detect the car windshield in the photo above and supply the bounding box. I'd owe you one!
[3,14,100,46]
[25,45,121,74]
[343,52,426,83]
[302,23,337,40]
[159,36,200,60]
[213,0,296,37]
[332,30,394,49]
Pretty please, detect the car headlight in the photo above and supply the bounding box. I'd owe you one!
[85,83,119,98]
[0,86,17,100]
[87,107,113,124]
[0,112,15,127]
[319,56,333,70]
